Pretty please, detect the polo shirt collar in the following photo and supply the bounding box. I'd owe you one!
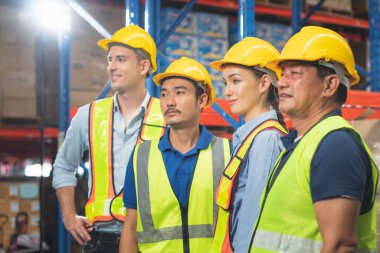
[158,125,213,153]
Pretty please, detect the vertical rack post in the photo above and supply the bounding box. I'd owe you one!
[369,0,380,91]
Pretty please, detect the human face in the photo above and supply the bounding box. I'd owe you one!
[277,62,325,119]
[222,65,262,122]
[107,45,145,93]
[160,78,206,129]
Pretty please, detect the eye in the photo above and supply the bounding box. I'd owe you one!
[176,91,185,95]
[107,56,112,63]
[160,92,167,98]
[232,79,240,85]
[116,56,126,63]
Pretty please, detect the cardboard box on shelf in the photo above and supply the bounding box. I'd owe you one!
[2,97,37,119]
[305,0,352,15]
[0,199,19,214]
[161,8,197,35]
[0,183,19,199]
[165,34,198,58]
[198,37,228,60]
[256,21,292,50]
[2,71,36,99]
[197,12,228,39]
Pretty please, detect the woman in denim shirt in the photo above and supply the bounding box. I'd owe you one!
[210,37,287,253]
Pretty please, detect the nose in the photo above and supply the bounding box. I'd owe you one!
[223,83,232,99]
[276,76,288,89]
[166,93,176,107]
[107,59,116,73]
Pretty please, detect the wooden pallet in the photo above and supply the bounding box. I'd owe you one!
[255,0,291,8]
[304,4,353,18]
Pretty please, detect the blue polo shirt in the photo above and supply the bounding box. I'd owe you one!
[274,110,373,214]
[123,125,214,209]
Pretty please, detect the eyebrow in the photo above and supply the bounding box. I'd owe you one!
[161,85,188,92]
[226,73,242,79]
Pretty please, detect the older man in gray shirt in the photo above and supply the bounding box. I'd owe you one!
[52,25,165,253]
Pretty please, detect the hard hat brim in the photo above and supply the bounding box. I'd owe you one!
[267,58,360,86]
[97,38,117,51]
[153,73,204,86]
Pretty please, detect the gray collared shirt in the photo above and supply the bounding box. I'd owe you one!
[52,92,151,232]
[230,110,284,252]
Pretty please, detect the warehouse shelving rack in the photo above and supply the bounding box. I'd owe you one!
[0,0,380,252]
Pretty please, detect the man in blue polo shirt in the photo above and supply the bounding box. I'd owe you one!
[119,57,231,253]
[249,26,378,253]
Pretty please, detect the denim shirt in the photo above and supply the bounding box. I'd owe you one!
[230,110,284,252]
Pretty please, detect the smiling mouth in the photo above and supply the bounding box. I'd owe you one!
[228,99,237,105]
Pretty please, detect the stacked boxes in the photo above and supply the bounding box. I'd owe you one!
[255,22,292,50]
[230,20,292,51]
[161,8,229,98]
[0,6,38,119]
[0,181,40,249]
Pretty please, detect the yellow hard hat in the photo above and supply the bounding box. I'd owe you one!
[153,57,215,107]
[210,37,280,75]
[98,25,157,73]
[267,26,359,86]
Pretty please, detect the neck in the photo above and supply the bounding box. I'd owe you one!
[244,101,271,123]
[169,123,200,154]
[292,104,338,137]
[116,86,146,117]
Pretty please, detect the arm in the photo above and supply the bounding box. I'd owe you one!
[56,186,92,245]
[119,209,138,253]
[310,130,371,253]
[53,106,91,244]
[315,198,361,253]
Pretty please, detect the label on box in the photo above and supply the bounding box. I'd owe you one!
[31,201,40,212]
[9,185,18,197]
[19,182,38,199]
[30,215,39,226]
[10,201,19,212]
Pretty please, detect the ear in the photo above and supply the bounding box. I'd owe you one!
[322,74,340,98]
[259,74,272,94]
[198,93,208,110]
[139,59,151,76]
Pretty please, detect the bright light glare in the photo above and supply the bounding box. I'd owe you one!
[25,163,52,177]
[77,161,89,176]
[31,0,70,32]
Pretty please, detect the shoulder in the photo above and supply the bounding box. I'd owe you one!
[253,128,284,146]
[316,129,368,160]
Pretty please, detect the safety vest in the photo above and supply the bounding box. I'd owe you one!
[85,96,165,223]
[250,116,378,253]
[211,120,287,253]
[133,136,231,253]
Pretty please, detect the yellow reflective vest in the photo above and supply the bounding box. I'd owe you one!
[250,115,378,253]
[212,120,287,253]
[133,136,231,253]
[85,96,165,223]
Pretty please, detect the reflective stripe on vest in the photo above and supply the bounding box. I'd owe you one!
[133,136,231,253]
[251,116,378,253]
[211,120,287,253]
[85,97,165,223]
